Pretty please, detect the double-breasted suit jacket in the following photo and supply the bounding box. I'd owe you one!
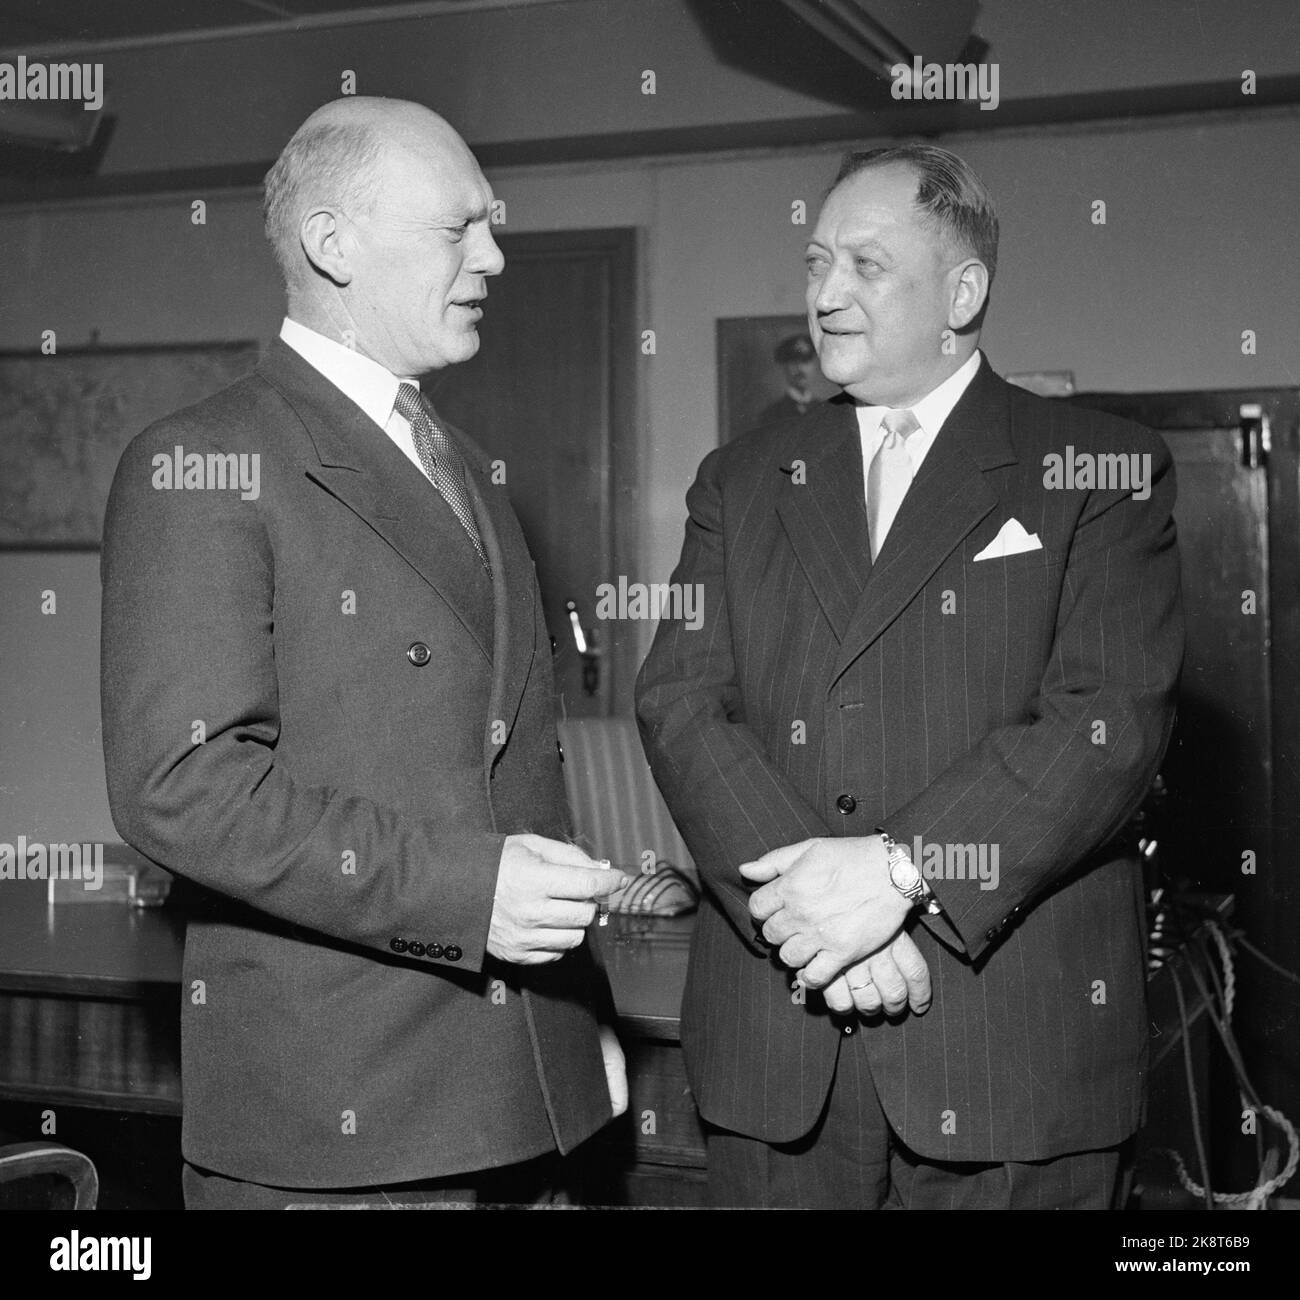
[101,340,611,1187]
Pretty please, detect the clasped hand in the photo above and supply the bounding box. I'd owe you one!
[741,837,931,1018]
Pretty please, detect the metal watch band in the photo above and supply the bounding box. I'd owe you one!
[876,827,943,915]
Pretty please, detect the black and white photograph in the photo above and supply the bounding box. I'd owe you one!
[0,0,1297,1271]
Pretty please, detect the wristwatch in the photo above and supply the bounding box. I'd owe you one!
[876,828,942,915]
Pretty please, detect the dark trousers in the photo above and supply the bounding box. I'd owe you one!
[705,1036,1125,1209]
[183,1153,560,1209]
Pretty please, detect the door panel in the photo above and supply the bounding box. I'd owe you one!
[1145,425,1268,893]
[1070,393,1276,890]
[428,229,637,717]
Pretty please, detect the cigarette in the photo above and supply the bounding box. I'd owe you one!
[596,858,611,925]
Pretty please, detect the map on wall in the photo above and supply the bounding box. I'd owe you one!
[0,342,261,547]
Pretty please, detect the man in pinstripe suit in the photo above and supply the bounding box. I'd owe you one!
[636,144,1183,1208]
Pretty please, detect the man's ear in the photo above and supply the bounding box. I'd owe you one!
[948,259,989,331]
[299,207,353,287]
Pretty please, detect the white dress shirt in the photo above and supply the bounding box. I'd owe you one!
[855,350,983,509]
[279,317,428,478]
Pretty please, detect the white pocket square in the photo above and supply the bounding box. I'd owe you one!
[973,518,1042,562]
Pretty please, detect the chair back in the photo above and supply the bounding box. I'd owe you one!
[557,717,696,879]
[0,1142,99,1210]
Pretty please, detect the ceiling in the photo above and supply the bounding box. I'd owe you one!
[1,0,1295,202]
[0,0,539,51]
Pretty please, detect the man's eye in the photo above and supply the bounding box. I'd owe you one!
[805,256,828,276]
[444,222,470,241]
[855,258,880,274]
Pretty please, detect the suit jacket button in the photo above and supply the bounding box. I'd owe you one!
[406,641,432,667]
[985,928,999,942]
[443,944,463,962]
[426,943,444,959]
[390,937,409,953]
[836,794,857,814]
[842,1023,854,1035]
[407,940,426,957]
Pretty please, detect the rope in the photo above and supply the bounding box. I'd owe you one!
[1162,920,1298,1208]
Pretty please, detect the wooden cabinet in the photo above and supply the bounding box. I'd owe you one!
[578,915,708,1205]
[578,1038,708,1206]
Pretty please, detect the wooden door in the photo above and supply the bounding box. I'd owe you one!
[428,228,637,717]
[1072,387,1300,1198]
[1075,405,1272,894]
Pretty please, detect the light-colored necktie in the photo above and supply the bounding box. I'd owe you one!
[866,407,920,561]
[394,383,491,576]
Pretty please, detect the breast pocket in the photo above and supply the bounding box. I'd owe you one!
[960,547,1067,661]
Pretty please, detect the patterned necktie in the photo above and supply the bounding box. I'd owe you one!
[393,383,491,576]
[866,407,921,561]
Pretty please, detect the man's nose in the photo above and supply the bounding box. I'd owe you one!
[471,226,505,277]
[812,262,851,316]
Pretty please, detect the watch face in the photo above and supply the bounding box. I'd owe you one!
[889,854,921,891]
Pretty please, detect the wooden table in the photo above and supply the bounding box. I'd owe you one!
[0,880,185,1115]
[0,878,707,1200]
[0,877,1228,1207]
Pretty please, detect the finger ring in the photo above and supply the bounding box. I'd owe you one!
[849,982,874,991]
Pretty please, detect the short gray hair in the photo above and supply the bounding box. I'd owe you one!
[832,143,999,282]
[262,120,385,286]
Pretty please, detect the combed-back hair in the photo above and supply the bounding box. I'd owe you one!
[833,143,999,282]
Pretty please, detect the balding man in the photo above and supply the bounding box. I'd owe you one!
[101,98,629,1209]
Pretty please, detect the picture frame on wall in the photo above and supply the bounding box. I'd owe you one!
[0,341,261,549]
[715,313,838,444]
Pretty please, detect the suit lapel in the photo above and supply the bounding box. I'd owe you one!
[443,421,538,767]
[774,398,873,643]
[259,340,495,662]
[830,358,1020,687]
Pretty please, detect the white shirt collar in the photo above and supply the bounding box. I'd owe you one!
[279,317,411,430]
[854,350,982,465]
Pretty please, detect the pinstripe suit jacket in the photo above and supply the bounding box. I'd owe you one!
[636,357,1183,1162]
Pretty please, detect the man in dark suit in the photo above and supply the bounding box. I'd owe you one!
[636,144,1183,1209]
[100,97,629,1208]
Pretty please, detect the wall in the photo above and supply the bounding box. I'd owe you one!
[2,106,1298,837]
[0,555,115,842]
